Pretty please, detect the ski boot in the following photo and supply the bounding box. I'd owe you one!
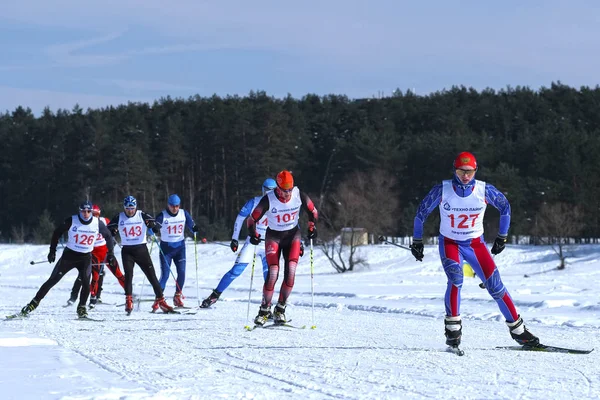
[507,316,539,346]
[125,295,134,314]
[77,305,88,319]
[444,316,462,347]
[20,299,39,317]
[153,296,175,313]
[88,296,97,309]
[254,306,271,326]
[173,291,185,307]
[273,303,287,324]
[200,290,221,308]
[66,297,76,307]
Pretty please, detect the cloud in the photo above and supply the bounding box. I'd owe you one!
[43,31,128,67]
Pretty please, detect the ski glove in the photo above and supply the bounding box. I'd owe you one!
[410,239,424,262]
[299,242,304,257]
[491,235,507,255]
[307,222,317,240]
[47,248,56,263]
[191,225,199,233]
[249,234,261,246]
[106,254,116,265]
[230,239,239,252]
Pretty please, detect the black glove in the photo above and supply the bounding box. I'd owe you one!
[307,222,317,240]
[151,225,160,234]
[249,234,261,245]
[191,225,199,233]
[47,248,56,263]
[491,235,507,255]
[299,242,305,257]
[106,254,116,265]
[230,239,239,252]
[410,239,424,262]
[146,220,156,229]
[109,227,118,236]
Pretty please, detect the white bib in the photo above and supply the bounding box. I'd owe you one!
[66,215,100,253]
[94,217,109,247]
[159,209,186,242]
[266,188,302,231]
[118,210,148,245]
[439,180,487,240]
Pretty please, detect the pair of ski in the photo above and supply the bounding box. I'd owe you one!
[5,313,105,322]
[246,319,306,331]
[447,343,593,356]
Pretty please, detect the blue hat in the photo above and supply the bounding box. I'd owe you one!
[262,178,277,195]
[168,194,181,206]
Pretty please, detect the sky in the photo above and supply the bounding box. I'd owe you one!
[1,240,599,399]
[1,1,600,114]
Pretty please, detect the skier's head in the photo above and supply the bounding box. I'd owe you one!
[262,178,277,195]
[453,151,477,185]
[92,204,101,217]
[275,170,294,202]
[168,194,181,206]
[123,195,137,216]
[79,201,93,221]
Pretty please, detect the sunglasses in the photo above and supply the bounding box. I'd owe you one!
[80,209,92,213]
[124,207,136,211]
[455,169,476,177]
[279,187,293,193]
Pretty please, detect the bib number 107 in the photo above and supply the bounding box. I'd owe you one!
[449,213,480,228]
[274,211,298,224]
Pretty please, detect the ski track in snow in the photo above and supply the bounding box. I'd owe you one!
[1,243,600,399]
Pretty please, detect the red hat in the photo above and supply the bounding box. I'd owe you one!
[276,170,294,190]
[92,204,101,217]
[453,152,477,169]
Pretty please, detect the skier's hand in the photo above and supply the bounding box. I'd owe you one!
[47,248,56,263]
[230,239,239,252]
[106,254,116,265]
[491,235,507,255]
[191,225,199,233]
[249,234,261,246]
[410,239,424,262]
[299,241,304,257]
[307,222,317,240]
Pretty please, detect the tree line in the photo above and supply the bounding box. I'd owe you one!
[1,81,599,243]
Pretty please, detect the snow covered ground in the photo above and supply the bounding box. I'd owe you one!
[1,241,599,399]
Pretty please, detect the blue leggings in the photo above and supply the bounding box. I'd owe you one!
[216,241,268,293]
[158,243,186,293]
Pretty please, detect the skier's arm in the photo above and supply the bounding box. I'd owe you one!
[485,184,511,236]
[50,217,72,251]
[183,210,199,234]
[413,184,443,239]
[247,196,269,238]
[299,191,318,223]
[141,211,161,233]
[106,214,120,236]
[233,198,256,240]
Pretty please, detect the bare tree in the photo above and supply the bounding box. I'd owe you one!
[533,202,585,269]
[319,170,399,272]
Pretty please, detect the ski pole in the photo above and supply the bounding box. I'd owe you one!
[29,260,49,265]
[378,236,412,251]
[310,238,316,329]
[244,248,258,331]
[194,233,200,307]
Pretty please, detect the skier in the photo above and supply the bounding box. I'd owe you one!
[106,196,174,314]
[67,203,126,307]
[18,201,115,319]
[409,151,539,348]
[200,178,277,309]
[248,170,318,326]
[155,194,198,309]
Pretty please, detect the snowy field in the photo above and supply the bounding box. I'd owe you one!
[1,240,599,400]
